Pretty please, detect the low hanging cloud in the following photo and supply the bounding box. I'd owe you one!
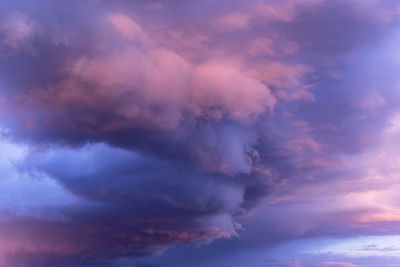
[2,143,244,265]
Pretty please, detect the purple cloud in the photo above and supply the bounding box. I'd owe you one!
[1,0,400,266]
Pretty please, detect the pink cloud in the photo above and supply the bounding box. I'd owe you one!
[191,61,276,123]
[108,14,146,41]
[247,62,313,101]
[45,15,278,128]
[0,12,36,51]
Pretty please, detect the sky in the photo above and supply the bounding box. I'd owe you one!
[1,0,400,266]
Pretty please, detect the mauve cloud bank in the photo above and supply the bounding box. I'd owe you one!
[1,0,400,266]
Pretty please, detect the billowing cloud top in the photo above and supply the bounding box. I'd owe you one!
[1,0,400,266]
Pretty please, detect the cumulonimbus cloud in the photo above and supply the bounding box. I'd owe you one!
[1,0,400,266]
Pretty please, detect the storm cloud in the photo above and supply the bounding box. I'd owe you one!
[1,0,400,266]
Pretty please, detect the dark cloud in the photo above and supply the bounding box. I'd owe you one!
[1,0,400,266]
